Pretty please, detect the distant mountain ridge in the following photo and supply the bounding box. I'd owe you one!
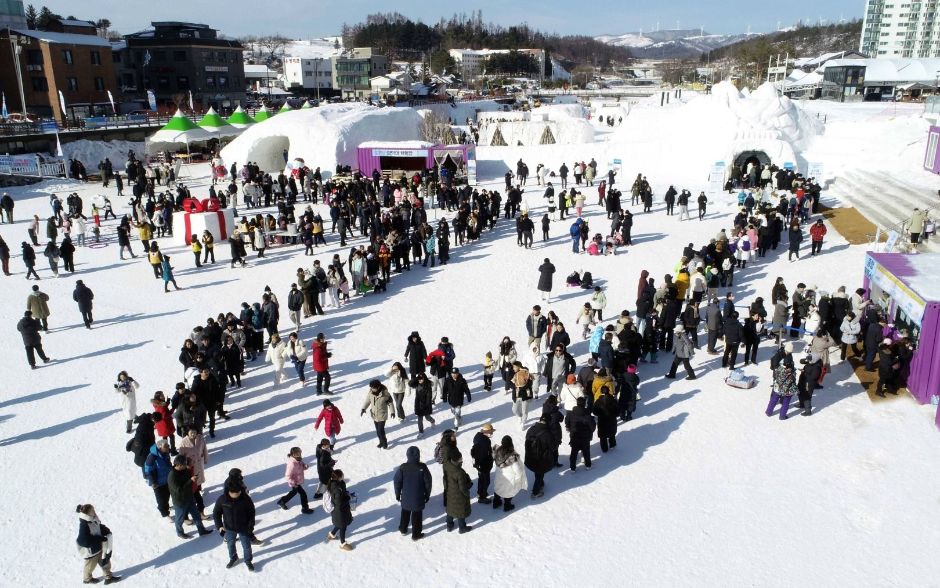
[596,29,762,58]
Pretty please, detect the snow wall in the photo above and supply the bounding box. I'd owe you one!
[220,104,424,173]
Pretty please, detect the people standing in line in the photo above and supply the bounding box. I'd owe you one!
[492,435,527,511]
[361,379,394,449]
[591,386,619,452]
[143,439,173,520]
[393,446,432,541]
[72,279,95,328]
[168,455,213,539]
[564,396,596,471]
[277,447,315,514]
[664,325,697,380]
[178,426,209,517]
[75,504,120,585]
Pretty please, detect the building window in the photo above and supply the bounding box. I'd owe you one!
[30,77,48,91]
[62,49,73,65]
[94,77,105,91]
[174,50,186,62]
[206,75,216,88]
[158,76,170,91]
[218,75,228,88]
[66,77,78,91]
[177,76,190,90]
[90,50,101,65]
[27,49,42,65]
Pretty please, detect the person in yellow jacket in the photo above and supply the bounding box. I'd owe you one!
[201,231,215,264]
[136,220,153,253]
[591,367,614,401]
[675,268,691,301]
[190,235,202,267]
[147,242,163,279]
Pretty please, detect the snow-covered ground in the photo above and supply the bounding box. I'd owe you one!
[1,92,939,586]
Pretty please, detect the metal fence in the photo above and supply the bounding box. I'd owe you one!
[0,154,67,178]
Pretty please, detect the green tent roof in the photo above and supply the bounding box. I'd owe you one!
[300,100,312,109]
[197,107,232,129]
[253,106,271,122]
[278,102,292,113]
[160,109,199,132]
[226,105,256,126]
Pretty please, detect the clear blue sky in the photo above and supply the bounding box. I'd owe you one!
[36,0,863,38]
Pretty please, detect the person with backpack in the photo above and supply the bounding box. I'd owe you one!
[565,396,596,471]
[524,415,556,498]
[471,424,495,503]
[325,469,355,551]
[277,447,315,514]
[394,446,433,541]
[361,380,394,449]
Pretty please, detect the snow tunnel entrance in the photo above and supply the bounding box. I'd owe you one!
[732,150,771,177]
[246,135,291,172]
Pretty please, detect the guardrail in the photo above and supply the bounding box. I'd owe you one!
[0,154,66,178]
[869,205,936,252]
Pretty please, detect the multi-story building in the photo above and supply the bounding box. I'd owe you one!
[448,48,549,83]
[861,0,940,58]
[0,20,116,120]
[124,21,244,111]
[283,57,333,93]
[330,48,387,99]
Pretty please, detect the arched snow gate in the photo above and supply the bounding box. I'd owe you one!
[245,135,291,172]
[732,150,772,176]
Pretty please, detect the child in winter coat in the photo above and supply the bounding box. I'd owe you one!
[314,438,335,498]
[482,351,496,391]
[591,286,607,322]
[576,303,597,339]
[115,371,139,434]
[277,447,314,514]
[314,399,344,447]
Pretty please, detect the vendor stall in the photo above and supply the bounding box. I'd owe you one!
[356,141,476,184]
[862,253,940,425]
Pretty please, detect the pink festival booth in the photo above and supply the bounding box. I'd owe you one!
[863,252,940,427]
[356,141,477,184]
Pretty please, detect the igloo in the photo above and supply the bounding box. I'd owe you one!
[220,103,424,173]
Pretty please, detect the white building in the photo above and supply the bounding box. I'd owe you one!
[283,57,333,91]
[861,0,940,58]
[448,48,565,82]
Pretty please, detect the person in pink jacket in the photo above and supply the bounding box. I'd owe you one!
[314,399,344,448]
[277,447,314,514]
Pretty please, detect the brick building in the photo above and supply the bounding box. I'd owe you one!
[0,20,116,120]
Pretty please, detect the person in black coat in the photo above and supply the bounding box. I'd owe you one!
[537,258,555,301]
[442,369,471,429]
[797,353,824,415]
[327,470,354,550]
[874,343,898,398]
[75,504,120,584]
[72,280,95,328]
[221,337,243,388]
[393,446,433,540]
[524,416,556,497]
[128,413,156,469]
[722,311,743,369]
[540,396,564,467]
[597,332,615,370]
[591,386,619,452]
[191,367,224,438]
[212,486,256,570]
[742,312,761,365]
[409,374,436,435]
[470,424,495,502]
[864,318,886,371]
[59,235,76,272]
[404,331,427,378]
[564,397,596,471]
[17,310,50,368]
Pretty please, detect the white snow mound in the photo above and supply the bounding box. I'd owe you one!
[220,104,424,173]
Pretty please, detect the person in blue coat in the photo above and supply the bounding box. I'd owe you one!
[393,446,433,540]
[569,218,583,253]
[143,439,173,518]
[161,255,181,293]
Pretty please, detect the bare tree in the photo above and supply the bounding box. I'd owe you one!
[257,34,289,62]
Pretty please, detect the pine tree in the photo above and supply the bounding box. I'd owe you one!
[24,4,37,29]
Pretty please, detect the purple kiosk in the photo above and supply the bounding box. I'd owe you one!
[863,252,940,427]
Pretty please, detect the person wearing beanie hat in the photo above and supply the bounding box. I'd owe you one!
[620,364,640,421]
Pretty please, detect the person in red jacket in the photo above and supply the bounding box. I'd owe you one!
[312,332,332,396]
[152,391,177,455]
[314,399,344,447]
[809,219,827,256]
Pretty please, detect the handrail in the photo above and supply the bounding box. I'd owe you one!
[868,205,936,251]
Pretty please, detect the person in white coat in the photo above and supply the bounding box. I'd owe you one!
[734,234,751,268]
[253,226,266,258]
[590,286,607,322]
[524,342,545,398]
[839,311,862,361]
[285,332,308,385]
[492,435,528,512]
[558,374,583,412]
[266,333,289,386]
[114,370,139,434]
[386,362,409,420]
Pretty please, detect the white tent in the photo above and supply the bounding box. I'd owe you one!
[146,109,213,153]
[197,107,242,138]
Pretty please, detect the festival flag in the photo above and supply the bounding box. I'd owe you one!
[107,90,116,114]
[188,90,194,112]
[55,131,63,157]
[147,90,157,112]
[57,90,67,120]
[1,92,7,119]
